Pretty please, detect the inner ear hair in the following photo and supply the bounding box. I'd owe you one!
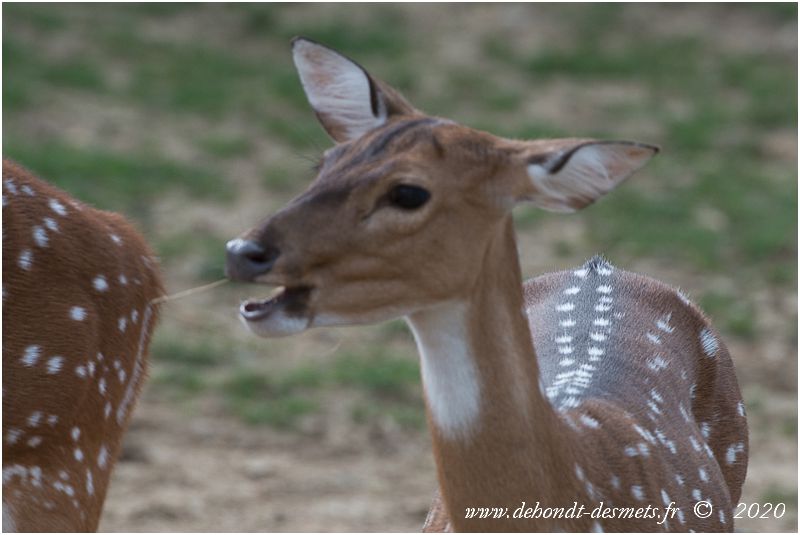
[530,140,660,175]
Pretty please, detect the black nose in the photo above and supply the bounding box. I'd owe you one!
[225,238,279,281]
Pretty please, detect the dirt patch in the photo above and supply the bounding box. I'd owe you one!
[100,392,437,532]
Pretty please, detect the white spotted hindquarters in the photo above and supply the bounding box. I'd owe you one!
[2,160,164,531]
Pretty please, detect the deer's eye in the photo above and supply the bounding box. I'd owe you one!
[387,184,430,210]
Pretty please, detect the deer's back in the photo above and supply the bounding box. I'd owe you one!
[524,256,747,522]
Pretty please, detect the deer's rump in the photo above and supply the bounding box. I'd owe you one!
[2,160,163,531]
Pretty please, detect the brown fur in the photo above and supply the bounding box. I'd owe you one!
[2,160,163,531]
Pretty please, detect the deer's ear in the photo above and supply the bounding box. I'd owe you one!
[512,140,659,213]
[292,37,416,143]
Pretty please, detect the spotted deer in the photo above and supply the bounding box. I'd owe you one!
[226,38,748,532]
[2,160,163,531]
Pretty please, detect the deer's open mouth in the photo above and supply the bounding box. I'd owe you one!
[240,285,313,322]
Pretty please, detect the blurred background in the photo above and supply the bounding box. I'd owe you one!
[3,3,797,531]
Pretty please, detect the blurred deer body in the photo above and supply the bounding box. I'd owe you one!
[2,160,163,531]
[226,39,748,532]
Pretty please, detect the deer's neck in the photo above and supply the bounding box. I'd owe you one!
[406,218,578,529]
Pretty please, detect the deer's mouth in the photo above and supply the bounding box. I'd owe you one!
[239,285,313,337]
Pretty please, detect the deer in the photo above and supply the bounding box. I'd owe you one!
[225,38,748,532]
[2,159,164,531]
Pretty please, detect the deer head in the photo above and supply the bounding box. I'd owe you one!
[225,37,658,337]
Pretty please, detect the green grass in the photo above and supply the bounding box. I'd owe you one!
[157,232,227,282]
[151,333,226,367]
[699,291,758,340]
[216,351,421,429]
[332,352,420,399]
[197,135,253,160]
[4,141,230,217]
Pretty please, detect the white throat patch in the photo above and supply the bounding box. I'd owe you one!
[407,303,481,441]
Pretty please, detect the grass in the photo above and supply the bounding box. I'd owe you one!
[197,135,253,160]
[216,350,421,429]
[157,232,228,282]
[3,141,230,218]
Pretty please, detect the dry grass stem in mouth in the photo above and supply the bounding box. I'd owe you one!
[150,278,230,306]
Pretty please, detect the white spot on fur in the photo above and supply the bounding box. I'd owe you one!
[43,217,59,232]
[587,346,604,357]
[21,345,41,367]
[18,249,33,270]
[700,329,719,357]
[656,313,674,333]
[70,306,87,321]
[726,443,745,465]
[5,429,22,445]
[698,467,709,482]
[46,356,64,374]
[98,445,109,469]
[27,411,42,427]
[575,464,585,481]
[49,198,67,216]
[593,317,610,327]
[647,355,668,372]
[118,317,127,332]
[32,226,48,247]
[737,401,745,417]
[559,318,576,328]
[110,233,122,245]
[27,436,42,448]
[633,424,655,444]
[589,331,606,342]
[71,427,80,441]
[93,275,108,292]
[631,485,645,501]
[646,332,661,345]
[74,448,84,462]
[556,302,575,312]
[676,289,692,305]
[700,421,711,439]
[580,415,600,429]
